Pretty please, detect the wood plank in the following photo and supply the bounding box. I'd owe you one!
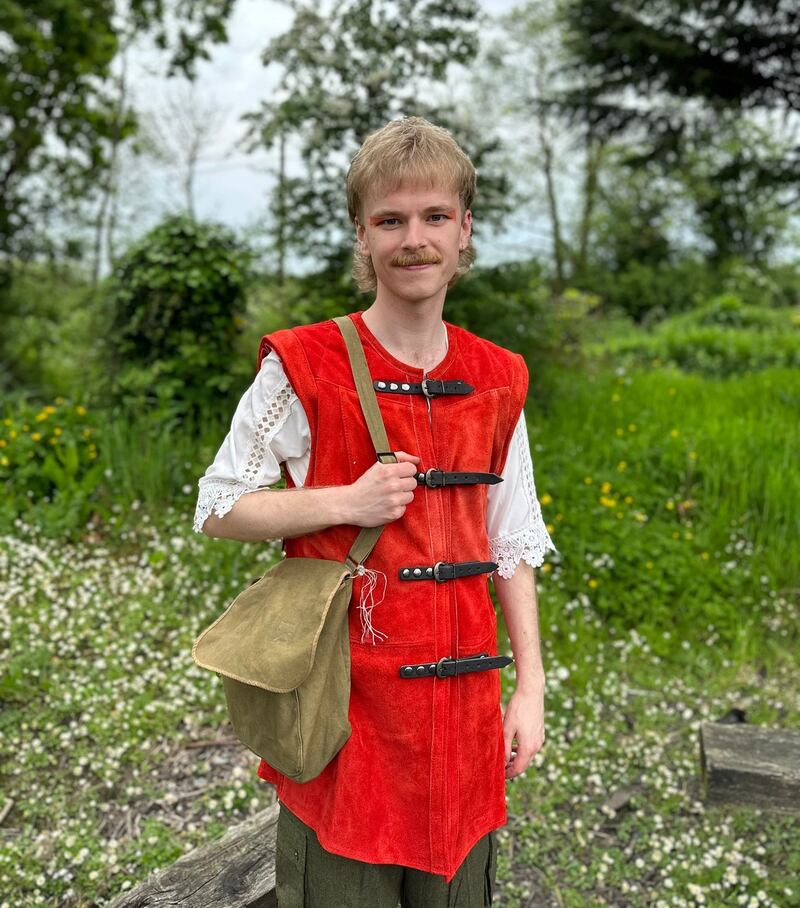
[699,722,800,815]
[108,802,280,907]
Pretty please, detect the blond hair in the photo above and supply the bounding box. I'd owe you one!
[346,116,477,294]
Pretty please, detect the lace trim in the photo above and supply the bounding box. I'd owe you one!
[241,372,296,486]
[489,412,558,579]
[489,524,558,579]
[193,479,260,533]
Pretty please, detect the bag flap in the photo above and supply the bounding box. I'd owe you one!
[192,557,352,692]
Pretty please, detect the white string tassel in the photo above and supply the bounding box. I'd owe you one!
[354,563,388,644]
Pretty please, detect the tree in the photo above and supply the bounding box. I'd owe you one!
[0,0,237,264]
[238,0,513,285]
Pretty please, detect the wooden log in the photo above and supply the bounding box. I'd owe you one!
[699,722,800,815]
[108,802,280,908]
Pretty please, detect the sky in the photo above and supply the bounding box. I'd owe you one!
[115,0,558,276]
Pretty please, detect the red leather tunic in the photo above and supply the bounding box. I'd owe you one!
[255,309,528,882]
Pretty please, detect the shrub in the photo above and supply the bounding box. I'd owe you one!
[99,215,255,423]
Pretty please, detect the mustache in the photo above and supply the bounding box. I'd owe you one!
[392,254,441,267]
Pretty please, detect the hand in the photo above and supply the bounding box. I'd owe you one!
[347,451,421,527]
[503,685,545,780]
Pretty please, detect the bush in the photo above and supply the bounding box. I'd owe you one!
[99,215,255,423]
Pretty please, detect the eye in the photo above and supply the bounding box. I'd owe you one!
[378,218,399,226]
[430,214,449,222]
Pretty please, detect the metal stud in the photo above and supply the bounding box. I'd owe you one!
[390,382,398,390]
[401,383,410,390]
[377,381,386,388]
[402,569,410,577]
[426,568,433,575]
[413,568,421,576]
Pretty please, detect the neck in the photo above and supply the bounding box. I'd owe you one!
[361,302,447,370]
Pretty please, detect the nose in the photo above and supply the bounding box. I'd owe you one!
[402,217,426,249]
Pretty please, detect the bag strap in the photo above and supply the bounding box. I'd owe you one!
[332,314,397,570]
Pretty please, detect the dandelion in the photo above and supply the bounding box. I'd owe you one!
[588,579,598,588]
[31,432,42,442]
[665,500,675,511]
[624,495,633,504]
[540,493,552,505]
[615,427,625,437]
[611,393,620,402]
[583,476,593,485]
[76,405,87,415]
[600,481,612,493]
[628,423,637,432]
[669,429,679,438]
[617,461,627,471]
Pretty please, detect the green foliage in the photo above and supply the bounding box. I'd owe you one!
[0,395,107,536]
[0,0,236,260]
[101,215,256,423]
[596,299,800,376]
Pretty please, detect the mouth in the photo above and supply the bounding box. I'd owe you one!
[399,263,436,271]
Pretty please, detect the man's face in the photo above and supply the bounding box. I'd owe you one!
[355,182,472,305]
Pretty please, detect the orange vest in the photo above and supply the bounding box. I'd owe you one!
[255,309,528,882]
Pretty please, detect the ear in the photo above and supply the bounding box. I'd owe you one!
[355,217,370,256]
[459,209,472,251]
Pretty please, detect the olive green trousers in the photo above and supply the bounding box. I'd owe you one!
[275,803,498,907]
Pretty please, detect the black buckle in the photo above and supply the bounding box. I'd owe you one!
[436,656,456,678]
[421,377,438,398]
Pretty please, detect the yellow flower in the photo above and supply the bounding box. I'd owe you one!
[701,552,710,560]
[672,531,680,539]
[583,476,593,485]
[600,481,612,493]
[555,513,563,521]
[31,432,42,442]
[540,563,552,574]
[617,461,627,472]
[55,396,66,405]
[634,512,647,522]
[49,437,58,445]
[615,427,625,437]
[82,428,92,438]
[88,451,97,459]
[665,500,675,510]
[2,418,11,427]
[669,429,679,438]
[44,405,56,414]
[9,430,16,439]
[624,495,633,504]
[616,511,624,519]
[599,496,617,508]
[0,440,5,448]
[628,423,637,432]
[76,405,87,416]
[546,523,554,533]
[611,393,620,402]
[684,531,693,540]
[668,388,676,396]
[540,493,552,505]
[0,456,8,467]
[35,412,48,422]
[588,578,599,588]
[689,451,697,461]
[646,560,654,569]
[53,427,62,436]
[23,424,30,431]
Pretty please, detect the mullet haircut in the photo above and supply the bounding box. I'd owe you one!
[346,116,477,294]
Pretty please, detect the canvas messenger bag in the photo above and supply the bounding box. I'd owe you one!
[192,314,396,783]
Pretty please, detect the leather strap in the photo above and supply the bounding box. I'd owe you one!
[399,653,514,679]
[415,469,502,487]
[398,560,498,582]
[374,378,474,397]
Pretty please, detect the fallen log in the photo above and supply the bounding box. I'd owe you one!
[699,722,800,814]
[108,802,279,908]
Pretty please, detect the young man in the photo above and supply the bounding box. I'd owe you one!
[194,116,557,907]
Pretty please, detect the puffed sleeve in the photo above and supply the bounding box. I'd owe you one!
[192,350,311,534]
[486,407,558,579]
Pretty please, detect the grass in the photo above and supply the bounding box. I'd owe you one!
[1,345,798,905]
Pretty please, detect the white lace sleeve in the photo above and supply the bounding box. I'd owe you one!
[192,350,311,533]
[486,408,558,579]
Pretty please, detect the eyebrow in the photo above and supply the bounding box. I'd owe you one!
[369,204,456,218]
